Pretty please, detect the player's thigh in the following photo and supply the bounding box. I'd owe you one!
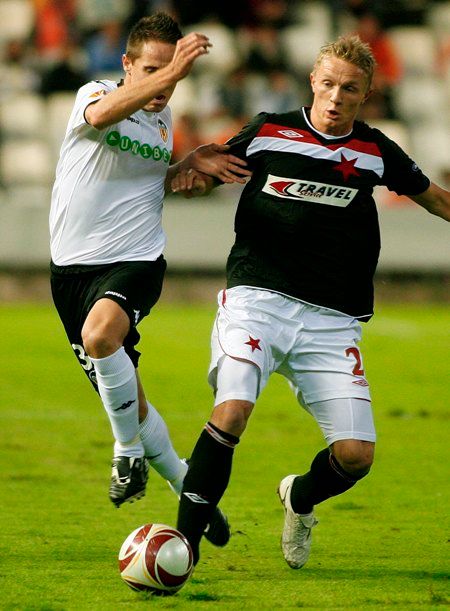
[51,258,166,382]
[93,258,166,328]
[51,268,101,388]
[87,259,166,369]
[208,287,292,401]
[305,397,376,446]
[81,298,131,355]
[213,355,260,406]
[282,306,371,406]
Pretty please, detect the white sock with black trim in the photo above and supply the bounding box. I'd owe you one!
[139,401,188,494]
[91,347,143,457]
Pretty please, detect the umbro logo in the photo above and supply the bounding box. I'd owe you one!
[127,116,140,124]
[114,399,136,411]
[183,492,210,504]
[278,129,304,138]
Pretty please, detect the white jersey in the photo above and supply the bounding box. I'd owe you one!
[49,79,173,265]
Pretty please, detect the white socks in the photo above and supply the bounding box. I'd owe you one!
[91,347,143,457]
[91,347,187,492]
[139,402,188,495]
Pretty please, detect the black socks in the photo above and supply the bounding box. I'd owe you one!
[290,448,363,515]
[177,422,239,564]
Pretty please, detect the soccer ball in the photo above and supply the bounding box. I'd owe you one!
[118,523,194,595]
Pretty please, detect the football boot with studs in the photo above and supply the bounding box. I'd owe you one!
[278,474,318,569]
[109,456,149,508]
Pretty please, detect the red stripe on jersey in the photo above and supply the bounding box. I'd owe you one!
[257,123,381,158]
[327,139,381,157]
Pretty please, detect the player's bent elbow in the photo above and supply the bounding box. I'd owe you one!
[85,105,110,131]
[87,114,109,131]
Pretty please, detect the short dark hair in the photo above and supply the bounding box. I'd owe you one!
[126,13,183,60]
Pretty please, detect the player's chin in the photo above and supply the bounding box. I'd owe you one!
[144,100,167,113]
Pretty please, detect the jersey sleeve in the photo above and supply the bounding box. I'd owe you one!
[224,112,269,164]
[375,129,430,196]
[69,80,114,131]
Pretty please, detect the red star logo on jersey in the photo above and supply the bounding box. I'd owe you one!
[245,336,262,352]
[333,153,360,181]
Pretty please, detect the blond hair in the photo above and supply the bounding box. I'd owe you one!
[313,35,376,90]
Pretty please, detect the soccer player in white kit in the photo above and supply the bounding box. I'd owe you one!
[49,13,250,546]
[173,35,450,567]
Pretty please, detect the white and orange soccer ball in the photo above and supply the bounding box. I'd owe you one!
[118,523,194,595]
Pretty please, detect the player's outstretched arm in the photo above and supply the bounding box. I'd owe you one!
[187,144,251,184]
[170,168,214,198]
[165,143,251,193]
[86,32,211,129]
[410,182,450,222]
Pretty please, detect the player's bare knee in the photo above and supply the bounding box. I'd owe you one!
[211,400,253,438]
[332,440,375,478]
[81,325,121,358]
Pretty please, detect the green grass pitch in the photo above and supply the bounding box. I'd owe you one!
[0,301,449,610]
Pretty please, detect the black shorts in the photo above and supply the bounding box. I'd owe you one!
[50,257,166,388]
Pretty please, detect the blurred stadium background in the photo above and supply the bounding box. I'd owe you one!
[0,0,449,301]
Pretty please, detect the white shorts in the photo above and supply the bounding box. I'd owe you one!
[208,286,375,442]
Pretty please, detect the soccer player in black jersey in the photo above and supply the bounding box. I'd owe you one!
[172,35,450,568]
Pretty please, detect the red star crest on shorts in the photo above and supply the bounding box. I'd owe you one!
[245,336,262,352]
[333,153,360,180]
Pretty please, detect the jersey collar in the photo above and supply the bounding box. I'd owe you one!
[302,107,353,140]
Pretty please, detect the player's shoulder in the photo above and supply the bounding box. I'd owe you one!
[271,109,303,123]
[239,109,303,137]
[352,118,390,144]
[261,109,303,127]
[76,79,117,99]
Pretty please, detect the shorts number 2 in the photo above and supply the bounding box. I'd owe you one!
[345,347,364,376]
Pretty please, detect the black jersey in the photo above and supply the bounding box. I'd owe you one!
[224,107,430,319]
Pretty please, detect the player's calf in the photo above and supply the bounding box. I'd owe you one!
[177,422,239,564]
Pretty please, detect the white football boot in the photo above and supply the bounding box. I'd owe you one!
[278,475,318,569]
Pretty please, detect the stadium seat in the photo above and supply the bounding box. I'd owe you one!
[393,75,446,122]
[169,76,198,117]
[76,0,132,32]
[388,26,437,75]
[427,1,450,43]
[4,184,52,208]
[409,122,450,180]
[293,1,333,41]
[0,0,34,43]
[183,22,239,75]
[191,72,223,120]
[46,92,76,161]
[1,62,39,99]
[280,25,330,75]
[1,140,53,186]
[0,93,47,139]
[335,12,358,38]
